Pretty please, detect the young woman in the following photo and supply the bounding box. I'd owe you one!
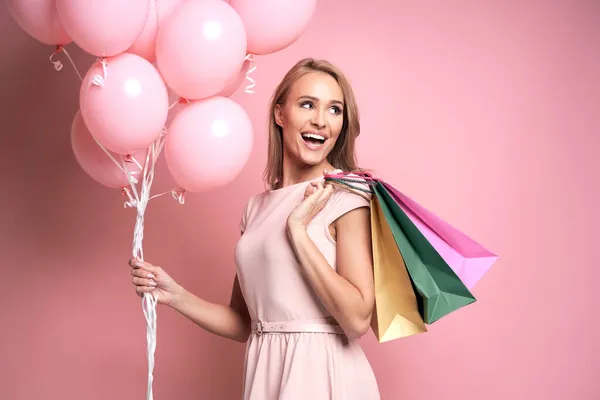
[129,58,381,399]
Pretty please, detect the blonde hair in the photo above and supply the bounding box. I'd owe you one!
[263,58,362,190]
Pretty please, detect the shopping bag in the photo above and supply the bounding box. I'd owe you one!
[374,181,476,323]
[370,195,427,342]
[380,181,499,289]
[325,172,496,324]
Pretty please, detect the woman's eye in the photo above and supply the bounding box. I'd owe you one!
[300,102,341,115]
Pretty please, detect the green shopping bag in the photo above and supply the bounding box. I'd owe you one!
[372,181,476,323]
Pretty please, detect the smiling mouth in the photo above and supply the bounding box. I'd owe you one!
[301,132,326,146]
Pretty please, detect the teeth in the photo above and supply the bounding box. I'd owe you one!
[301,133,326,141]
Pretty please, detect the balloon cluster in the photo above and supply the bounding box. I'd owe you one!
[7,0,317,193]
[7,1,317,399]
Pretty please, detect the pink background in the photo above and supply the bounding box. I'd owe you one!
[1,0,598,399]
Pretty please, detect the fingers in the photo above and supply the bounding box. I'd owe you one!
[307,180,325,193]
[129,259,160,274]
[305,182,334,205]
[308,181,324,190]
[135,286,156,297]
[129,258,151,268]
[305,183,317,198]
[131,267,158,288]
[305,180,328,199]
[304,185,333,218]
[132,276,157,287]
[128,259,160,298]
[131,267,155,279]
[318,184,334,202]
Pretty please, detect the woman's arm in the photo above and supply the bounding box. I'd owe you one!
[172,274,251,343]
[288,206,375,340]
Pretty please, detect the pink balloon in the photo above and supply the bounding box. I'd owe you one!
[128,0,185,62]
[229,0,316,55]
[7,0,72,45]
[216,59,251,98]
[165,96,253,192]
[80,53,169,155]
[156,0,247,100]
[71,110,147,188]
[55,0,150,57]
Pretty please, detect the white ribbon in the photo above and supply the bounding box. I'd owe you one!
[48,45,83,81]
[120,129,183,400]
[48,47,63,71]
[243,53,257,94]
[91,58,108,87]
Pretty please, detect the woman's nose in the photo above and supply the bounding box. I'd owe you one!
[310,109,326,128]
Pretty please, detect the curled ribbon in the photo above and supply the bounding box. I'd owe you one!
[171,189,186,205]
[243,53,257,94]
[49,45,64,71]
[92,58,108,87]
[122,187,138,208]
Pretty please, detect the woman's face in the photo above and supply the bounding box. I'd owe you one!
[275,71,344,168]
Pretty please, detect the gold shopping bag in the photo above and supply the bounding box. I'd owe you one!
[370,196,427,342]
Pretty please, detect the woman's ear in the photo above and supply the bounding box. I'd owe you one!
[274,104,284,127]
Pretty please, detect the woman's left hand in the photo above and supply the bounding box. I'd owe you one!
[287,177,335,233]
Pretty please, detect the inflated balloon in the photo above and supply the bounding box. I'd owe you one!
[165,96,253,192]
[79,53,169,155]
[229,0,316,55]
[71,110,146,188]
[55,0,150,57]
[128,0,185,62]
[7,0,72,45]
[156,0,247,99]
[216,59,252,98]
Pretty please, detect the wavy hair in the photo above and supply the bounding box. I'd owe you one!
[263,58,362,190]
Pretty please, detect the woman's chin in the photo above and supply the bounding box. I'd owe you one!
[298,154,326,167]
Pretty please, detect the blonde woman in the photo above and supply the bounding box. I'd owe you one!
[129,58,380,399]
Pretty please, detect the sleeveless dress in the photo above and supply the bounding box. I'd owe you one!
[234,173,381,400]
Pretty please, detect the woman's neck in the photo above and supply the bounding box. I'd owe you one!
[280,156,335,188]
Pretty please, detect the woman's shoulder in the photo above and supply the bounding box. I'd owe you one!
[241,188,272,218]
[242,191,263,214]
[327,169,373,202]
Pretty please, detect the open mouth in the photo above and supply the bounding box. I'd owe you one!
[301,132,326,146]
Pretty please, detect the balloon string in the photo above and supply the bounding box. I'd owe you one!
[48,46,64,72]
[49,45,83,81]
[144,188,186,204]
[170,97,191,110]
[92,58,108,87]
[125,154,143,171]
[96,138,142,184]
[120,128,183,400]
[243,53,257,94]
[143,290,158,400]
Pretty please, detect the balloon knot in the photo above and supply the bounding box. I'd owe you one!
[172,188,186,204]
[49,46,64,71]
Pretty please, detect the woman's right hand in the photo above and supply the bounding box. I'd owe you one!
[128,259,183,307]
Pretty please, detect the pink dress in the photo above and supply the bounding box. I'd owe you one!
[234,174,381,400]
